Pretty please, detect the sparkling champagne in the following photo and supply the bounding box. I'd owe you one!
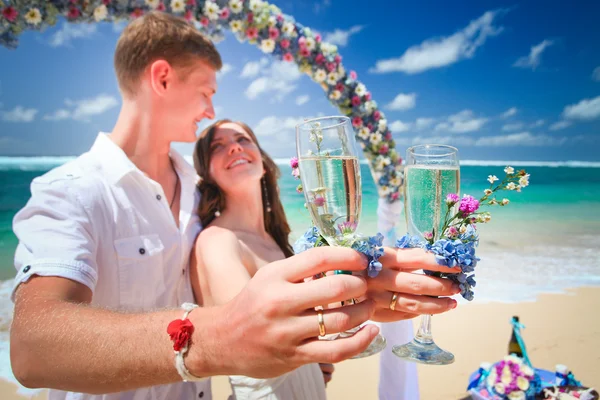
[298,155,361,245]
[405,165,460,240]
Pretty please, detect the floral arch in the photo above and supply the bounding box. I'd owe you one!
[1,0,403,203]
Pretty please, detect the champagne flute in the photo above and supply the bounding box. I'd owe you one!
[392,144,459,365]
[296,116,386,358]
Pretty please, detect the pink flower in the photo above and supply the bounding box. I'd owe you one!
[373,110,381,121]
[352,116,363,128]
[280,39,290,49]
[424,232,434,240]
[365,92,372,101]
[447,227,459,238]
[379,144,389,155]
[384,132,392,141]
[276,14,284,23]
[391,192,399,201]
[187,0,195,4]
[185,10,194,21]
[299,47,310,57]
[315,54,325,64]
[459,195,480,215]
[292,168,300,179]
[200,16,209,26]
[338,221,357,234]
[289,157,299,169]
[349,70,357,80]
[446,193,460,205]
[2,6,18,22]
[247,12,253,22]
[334,55,342,63]
[351,96,361,107]
[283,53,294,62]
[131,8,144,18]
[326,62,336,72]
[157,2,166,11]
[102,0,111,5]
[268,26,279,39]
[296,184,303,193]
[298,36,306,47]
[246,27,258,40]
[367,123,374,131]
[220,8,230,19]
[315,34,322,42]
[68,6,81,19]
[335,83,344,92]
[313,196,325,207]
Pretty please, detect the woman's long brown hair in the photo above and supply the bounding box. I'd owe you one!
[193,119,294,258]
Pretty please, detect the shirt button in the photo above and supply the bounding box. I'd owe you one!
[23,265,31,273]
[139,248,145,255]
[156,194,161,200]
[198,392,204,398]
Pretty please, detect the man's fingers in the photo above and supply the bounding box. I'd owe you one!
[319,363,335,374]
[297,300,375,339]
[379,247,462,273]
[368,268,460,297]
[298,324,380,364]
[276,247,368,282]
[371,309,419,323]
[369,290,457,315]
[290,274,367,311]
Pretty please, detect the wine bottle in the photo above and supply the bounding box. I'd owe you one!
[508,316,524,358]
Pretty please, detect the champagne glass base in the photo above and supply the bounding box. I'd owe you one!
[350,333,387,359]
[392,338,454,365]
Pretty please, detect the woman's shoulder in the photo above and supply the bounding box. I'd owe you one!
[195,225,242,253]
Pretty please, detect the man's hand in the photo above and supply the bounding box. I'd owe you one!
[319,363,335,386]
[188,246,380,379]
[367,247,461,322]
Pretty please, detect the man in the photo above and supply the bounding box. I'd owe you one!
[10,12,459,400]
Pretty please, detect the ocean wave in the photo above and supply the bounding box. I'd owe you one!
[0,156,76,171]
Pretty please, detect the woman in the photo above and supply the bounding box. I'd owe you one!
[190,119,329,399]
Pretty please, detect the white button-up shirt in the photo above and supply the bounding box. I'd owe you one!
[12,133,211,400]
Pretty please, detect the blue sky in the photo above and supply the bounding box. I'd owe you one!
[1,0,599,161]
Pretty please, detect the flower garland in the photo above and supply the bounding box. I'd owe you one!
[1,0,403,203]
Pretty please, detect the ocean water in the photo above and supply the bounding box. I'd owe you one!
[0,156,599,391]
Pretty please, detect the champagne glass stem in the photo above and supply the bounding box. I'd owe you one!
[414,315,433,345]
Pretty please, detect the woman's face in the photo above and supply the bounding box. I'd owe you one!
[208,122,264,194]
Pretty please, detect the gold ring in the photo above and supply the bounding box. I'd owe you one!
[317,310,326,337]
[390,292,399,311]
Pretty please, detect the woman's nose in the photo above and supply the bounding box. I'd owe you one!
[228,141,243,155]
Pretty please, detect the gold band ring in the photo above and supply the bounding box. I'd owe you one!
[317,310,326,337]
[390,292,399,311]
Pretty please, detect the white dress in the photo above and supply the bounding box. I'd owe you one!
[229,363,327,400]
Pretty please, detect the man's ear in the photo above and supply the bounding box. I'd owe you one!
[149,59,172,95]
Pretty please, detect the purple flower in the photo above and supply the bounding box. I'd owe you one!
[290,157,299,169]
[423,231,434,240]
[313,195,325,207]
[446,193,459,205]
[459,195,480,215]
[338,221,357,235]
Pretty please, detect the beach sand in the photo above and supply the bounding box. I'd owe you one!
[2,287,599,399]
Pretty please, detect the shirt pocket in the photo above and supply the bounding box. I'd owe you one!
[114,234,166,310]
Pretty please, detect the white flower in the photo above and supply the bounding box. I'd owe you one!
[326,72,338,85]
[268,16,277,27]
[460,225,468,234]
[337,64,345,76]
[522,366,534,377]
[260,39,276,53]
[282,22,295,35]
[359,142,366,149]
[249,0,264,13]
[504,166,514,174]
[508,390,526,400]
[506,182,517,190]
[355,83,366,97]
[390,177,402,187]
[365,100,377,113]
[519,174,530,187]
[370,133,383,145]
[494,383,506,395]
[378,119,387,132]
[516,376,530,391]
[320,43,334,54]
[380,186,391,195]
[93,5,108,21]
[230,20,243,32]
[484,189,493,196]
[480,213,491,223]
[229,0,243,13]
[487,175,499,184]
[489,199,498,205]
[501,198,510,205]
[329,90,342,101]
[171,0,186,13]
[358,127,370,140]
[204,1,220,20]
[313,69,327,83]
[145,0,161,9]
[24,8,42,25]
[305,37,316,51]
[375,156,391,170]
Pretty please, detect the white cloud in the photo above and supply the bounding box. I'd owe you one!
[385,93,416,111]
[592,66,600,82]
[394,135,476,147]
[549,120,572,131]
[562,96,600,121]
[240,58,269,79]
[49,23,97,47]
[44,94,119,122]
[530,119,545,128]
[245,60,302,101]
[296,95,310,106]
[513,39,553,70]
[435,109,487,133]
[313,0,331,14]
[217,63,234,79]
[390,120,411,133]
[369,10,504,74]
[475,132,567,147]
[502,122,524,131]
[501,107,517,118]
[254,116,306,137]
[323,25,364,47]
[415,118,435,130]
[1,106,38,122]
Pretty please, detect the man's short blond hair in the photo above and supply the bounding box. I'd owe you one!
[114,12,222,96]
